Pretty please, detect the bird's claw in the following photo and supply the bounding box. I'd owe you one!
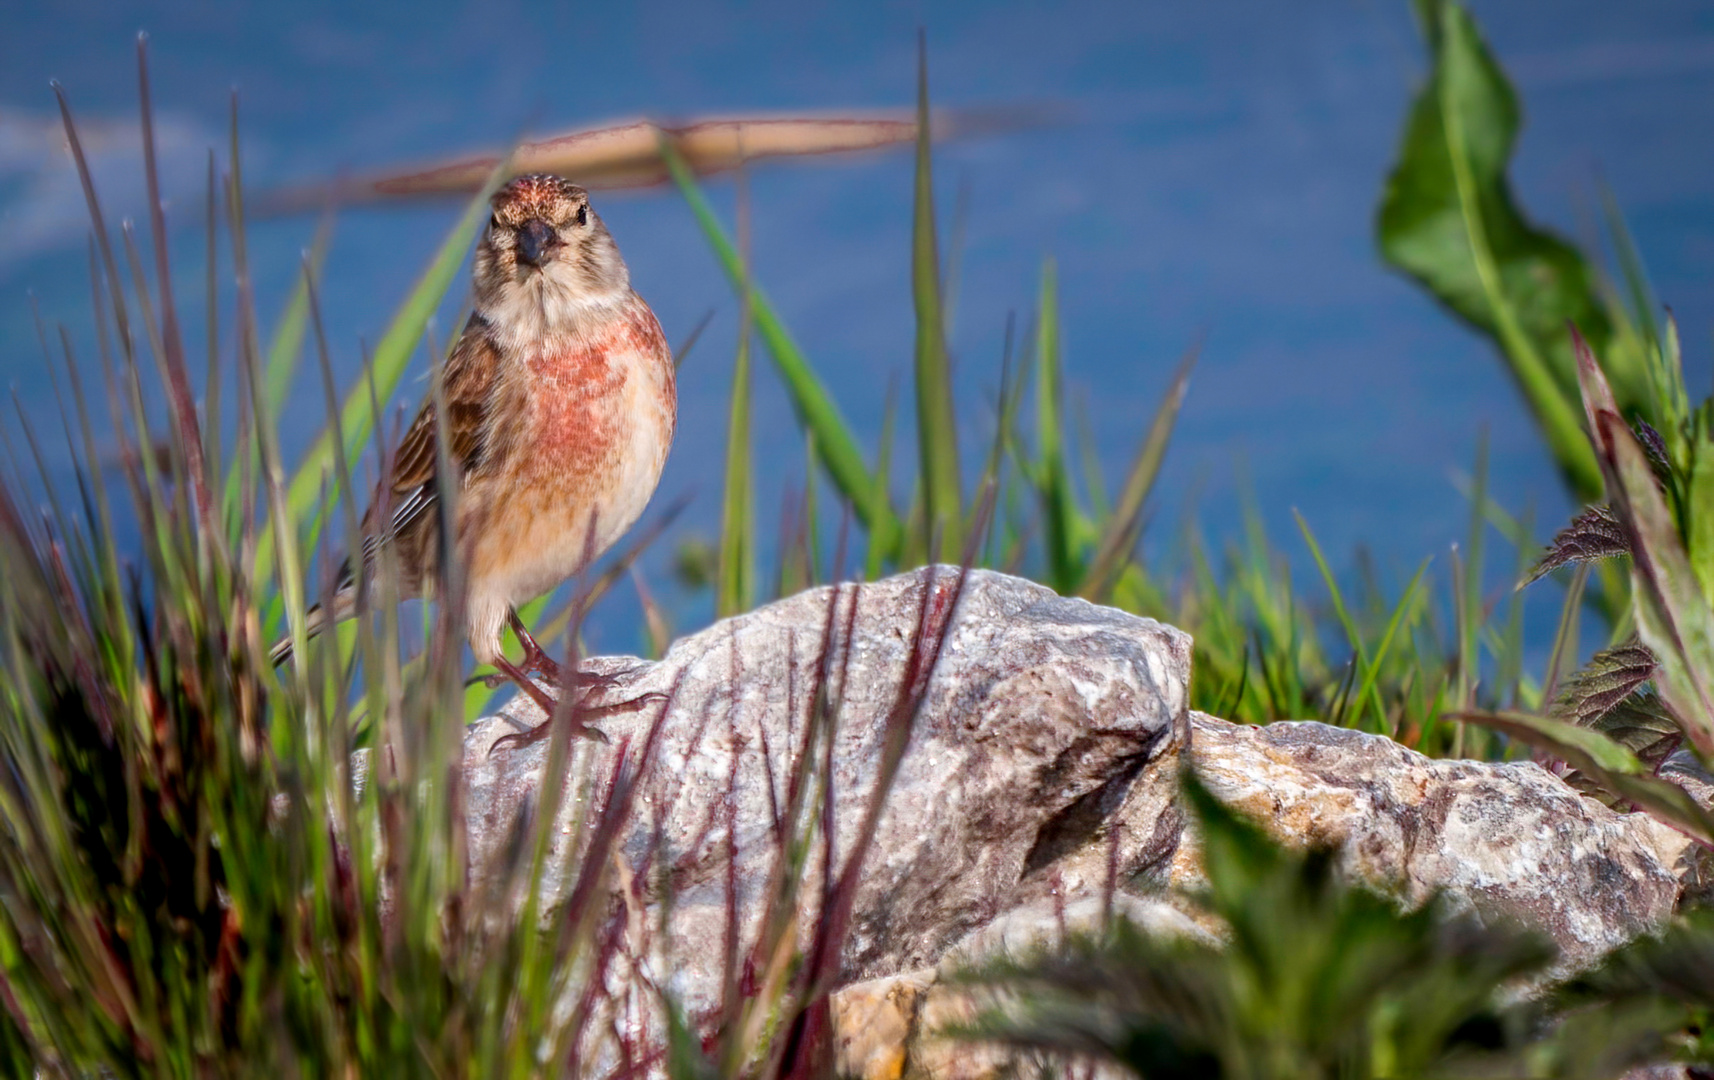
[487,718,609,758]
[484,688,667,758]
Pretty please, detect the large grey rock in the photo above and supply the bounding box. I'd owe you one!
[451,567,1706,1077]
[462,566,1189,1013]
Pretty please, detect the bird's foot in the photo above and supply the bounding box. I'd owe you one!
[485,656,666,757]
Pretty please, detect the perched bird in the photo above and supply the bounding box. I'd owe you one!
[272,173,677,749]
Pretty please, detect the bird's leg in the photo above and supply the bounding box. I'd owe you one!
[487,678,669,756]
[474,610,571,690]
[486,613,669,756]
[508,609,564,682]
[504,608,633,694]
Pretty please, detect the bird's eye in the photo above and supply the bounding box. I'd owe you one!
[575,205,588,227]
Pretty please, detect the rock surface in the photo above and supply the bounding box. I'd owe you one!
[1184,713,1695,971]
[464,566,1189,1015]
[456,567,1707,1077]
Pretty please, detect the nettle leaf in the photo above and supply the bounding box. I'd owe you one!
[1522,504,1629,587]
[1551,640,1657,727]
[1581,338,1714,761]
[1557,672,1682,807]
[1591,692,1681,770]
[1633,417,1674,487]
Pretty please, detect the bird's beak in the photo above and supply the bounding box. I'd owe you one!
[516,218,556,268]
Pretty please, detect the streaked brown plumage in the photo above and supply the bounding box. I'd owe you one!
[272,174,676,745]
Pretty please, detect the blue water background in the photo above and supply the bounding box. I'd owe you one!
[3,0,1713,661]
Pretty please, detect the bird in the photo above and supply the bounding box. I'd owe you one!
[271,173,677,751]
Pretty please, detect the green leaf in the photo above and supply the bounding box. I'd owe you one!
[1522,503,1629,587]
[1577,333,1714,763]
[911,37,962,563]
[1551,640,1656,728]
[957,768,1565,1078]
[1607,409,1714,762]
[1590,693,1681,770]
[1379,0,1611,500]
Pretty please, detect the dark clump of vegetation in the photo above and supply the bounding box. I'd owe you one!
[6,0,1714,1076]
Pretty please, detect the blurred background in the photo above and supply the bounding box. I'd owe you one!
[3,0,1713,650]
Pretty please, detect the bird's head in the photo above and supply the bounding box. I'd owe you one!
[473,173,629,337]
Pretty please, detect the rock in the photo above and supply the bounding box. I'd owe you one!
[451,567,1705,1076]
[462,566,1190,1017]
[1179,714,1693,972]
[831,895,1207,1080]
[825,714,1704,1080]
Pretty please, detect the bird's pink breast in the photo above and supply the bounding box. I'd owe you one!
[520,310,659,471]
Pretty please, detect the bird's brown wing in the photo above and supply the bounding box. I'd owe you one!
[273,317,499,665]
[350,315,500,579]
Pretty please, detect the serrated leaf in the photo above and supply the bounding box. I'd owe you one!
[1551,639,1656,727]
[1522,503,1628,586]
[1576,331,1714,762]
[1633,417,1673,486]
[1590,692,1681,770]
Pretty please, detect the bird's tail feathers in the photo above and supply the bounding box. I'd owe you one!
[268,590,357,667]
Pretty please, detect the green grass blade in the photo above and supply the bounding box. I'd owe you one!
[1034,259,1083,594]
[717,172,757,618]
[220,217,332,525]
[1350,557,1431,734]
[717,311,756,617]
[659,136,901,558]
[866,375,901,581]
[1599,183,1661,358]
[1460,432,1489,707]
[1294,509,1383,725]
[911,37,962,562]
[1079,342,1195,599]
[1541,561,1589,708]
